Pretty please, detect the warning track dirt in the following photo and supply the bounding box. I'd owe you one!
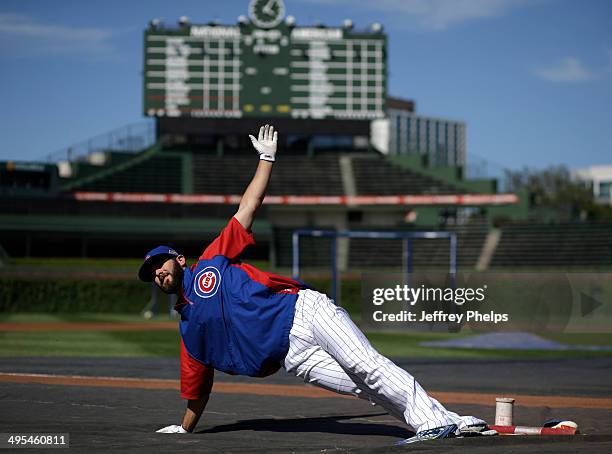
[1,372,610,410]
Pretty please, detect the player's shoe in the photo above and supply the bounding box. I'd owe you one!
[543,419,578,429]
[395,424,459,445]
[459,423,498,437]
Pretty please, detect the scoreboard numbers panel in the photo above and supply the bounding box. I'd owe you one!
[145,27,243,118]
[144,23,386,119]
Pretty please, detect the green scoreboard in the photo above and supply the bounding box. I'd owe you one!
[144,0,387,120]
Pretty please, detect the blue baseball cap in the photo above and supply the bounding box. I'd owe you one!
[138,245,181,282]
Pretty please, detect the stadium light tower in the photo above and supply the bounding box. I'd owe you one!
[178,16,190,28]
[285,15,296,27]
[371,22,383,33]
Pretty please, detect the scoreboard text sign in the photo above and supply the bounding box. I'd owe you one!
[144,22,387,120]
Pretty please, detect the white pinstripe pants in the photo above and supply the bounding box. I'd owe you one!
[283,289,484,433]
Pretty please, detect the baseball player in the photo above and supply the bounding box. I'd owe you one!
[138,125,490,442]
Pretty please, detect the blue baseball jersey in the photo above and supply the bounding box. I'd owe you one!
[176,217,305,377]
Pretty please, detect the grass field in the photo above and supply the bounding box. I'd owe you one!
[2,258,611,360]
[1,312,611,360]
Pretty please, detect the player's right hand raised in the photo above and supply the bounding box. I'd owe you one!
[249,124,277,162]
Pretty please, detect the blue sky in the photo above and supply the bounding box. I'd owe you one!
[0,0,610,172]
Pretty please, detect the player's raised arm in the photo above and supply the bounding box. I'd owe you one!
[234,124,277,231]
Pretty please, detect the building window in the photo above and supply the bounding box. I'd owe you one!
[396,114,401,154]
[406,116,411,153]
[425,119,430,156]
[600,181,612,198]
[453,124,459,165]
[444,123,451,165]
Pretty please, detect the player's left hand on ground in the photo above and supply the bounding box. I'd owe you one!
[155,424,188,434]
[249,124,277,162]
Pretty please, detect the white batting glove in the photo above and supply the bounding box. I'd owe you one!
[156,424,188,434]
[249,124,277,162]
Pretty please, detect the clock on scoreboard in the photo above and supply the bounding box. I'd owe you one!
[249,0,286,28]
[143,0,386,120]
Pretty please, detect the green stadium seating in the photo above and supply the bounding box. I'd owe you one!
[351,155,462,195]
[192,154,344,196]
[491,222,612,268]
[274,217,490,270]
[61,147,183,194]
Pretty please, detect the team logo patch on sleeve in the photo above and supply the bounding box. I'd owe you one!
[194,267,221,298]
